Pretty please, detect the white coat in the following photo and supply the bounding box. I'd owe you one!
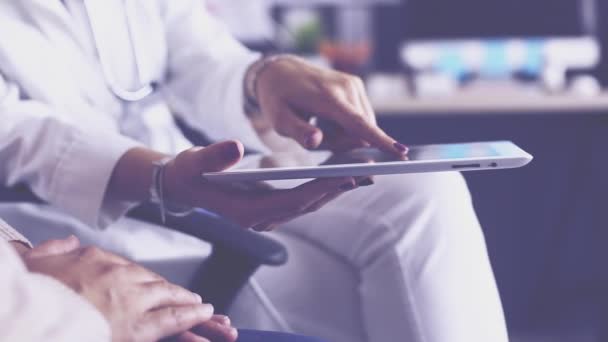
[0,1,509,342]
[0,0,265,229]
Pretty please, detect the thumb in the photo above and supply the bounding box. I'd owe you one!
[164,141,245,202]
[194,140,244,172]
[28,235,80,258]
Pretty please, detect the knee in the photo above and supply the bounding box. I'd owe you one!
[390,172,484,252]
[376,172,473,215]
[351,172,479,267]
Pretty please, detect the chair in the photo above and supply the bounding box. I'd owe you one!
[0,185,288,314]
[0,111,332,342]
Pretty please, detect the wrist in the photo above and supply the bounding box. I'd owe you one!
[149,158,194,223]
[107,147,169,203]
[244,54,296,116]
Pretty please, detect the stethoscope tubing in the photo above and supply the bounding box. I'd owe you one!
[84,0,154,102]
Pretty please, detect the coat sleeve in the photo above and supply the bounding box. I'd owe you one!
[160,0,269,153]
[0,74,142,229]
[0,226,111,341]
[0,217,32,247]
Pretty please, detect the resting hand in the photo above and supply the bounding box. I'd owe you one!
[22,236,214,342]
[172,315,238,342]
[253,55,408,155]
[164,140,358,231]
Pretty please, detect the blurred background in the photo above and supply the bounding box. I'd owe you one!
[208,1,608,341]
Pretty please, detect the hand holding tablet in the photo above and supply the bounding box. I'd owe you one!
[203,141,533,182]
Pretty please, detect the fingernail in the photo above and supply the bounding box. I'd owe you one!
[200,304,214,316]
[339,180,357,191]
[305,136,315,149]
[305,132,321,149]
[358,178,374,187]
[193,293,202,303]
[230,327,238,337]
[393,142,409,153]
[224,141,243,160]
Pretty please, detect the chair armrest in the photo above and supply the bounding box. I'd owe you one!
[0,185,43,203]
[127,204,289,312]
[128,203,288,266]
[0,185,288,312]
[0,186,287,266]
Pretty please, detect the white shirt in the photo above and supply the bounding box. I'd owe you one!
[0,219,110,341]
[0,0,265,229]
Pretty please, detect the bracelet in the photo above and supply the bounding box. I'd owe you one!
[150,158,195,224]
[244,54,295,115]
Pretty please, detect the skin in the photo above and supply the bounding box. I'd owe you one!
[106,141,358,232]
[252,55,407,155]
[105,55,406,232]
[172,315,237,342]
[10,237,237,342]
[7,54,407,341]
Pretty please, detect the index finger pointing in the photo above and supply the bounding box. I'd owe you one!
[330,104,407,156]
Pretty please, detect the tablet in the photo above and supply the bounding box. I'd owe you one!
[203,141,533,182]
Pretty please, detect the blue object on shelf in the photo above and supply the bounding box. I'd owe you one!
[482,40,509,77]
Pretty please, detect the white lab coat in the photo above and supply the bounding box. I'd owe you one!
[0,0,265,229]
[0,0,269,318]
[0,1,509,342]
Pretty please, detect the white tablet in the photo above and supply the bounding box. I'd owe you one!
[203,141,533,182]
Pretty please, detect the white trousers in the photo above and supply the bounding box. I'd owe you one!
[0,172,508,342]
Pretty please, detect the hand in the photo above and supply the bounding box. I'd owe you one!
[23,236,214,342]
[164,140,359,231]
[254,55,408,155]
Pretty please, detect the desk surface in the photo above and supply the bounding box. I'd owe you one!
[371,91,608,116]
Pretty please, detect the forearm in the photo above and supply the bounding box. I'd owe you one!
[106,147,168,203]
[0,104,142,228]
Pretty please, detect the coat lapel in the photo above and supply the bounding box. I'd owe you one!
[0,0,166,118]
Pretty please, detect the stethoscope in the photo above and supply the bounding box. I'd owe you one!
[84,0,156,102]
